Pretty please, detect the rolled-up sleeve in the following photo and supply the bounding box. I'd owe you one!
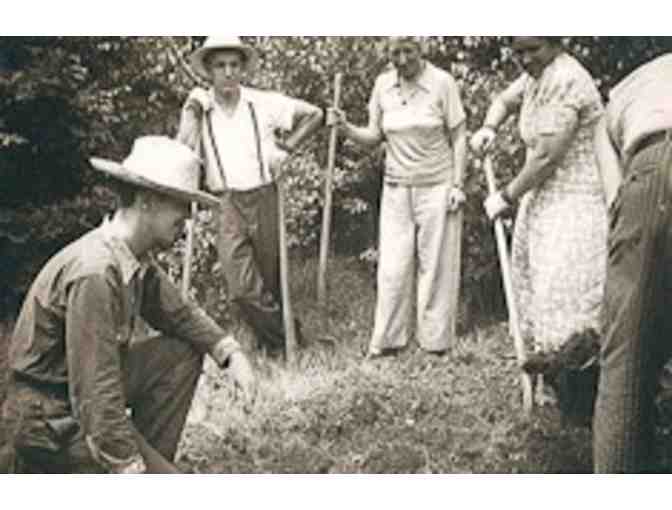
[141,265,241,366]
[65,274,143,473]
[440,74,466,131]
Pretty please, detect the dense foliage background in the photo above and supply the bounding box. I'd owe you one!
[2,36,672,322]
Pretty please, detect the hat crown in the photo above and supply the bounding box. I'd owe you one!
[190,36,257,79]
[123,136,200,195]
[201,35,246,51]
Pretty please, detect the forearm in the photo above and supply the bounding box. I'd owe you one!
[593,117,623,206]
[341,121,384,147]
[505,150,558,201]
[451,123,468,186]
[483,97,510,130]
[283,105,323,152]
[142,266,241,365]
[506,117,577,201]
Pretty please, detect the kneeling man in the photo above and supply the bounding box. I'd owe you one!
[2,136,255,473]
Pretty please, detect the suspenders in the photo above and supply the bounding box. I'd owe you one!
[204,101,266,190]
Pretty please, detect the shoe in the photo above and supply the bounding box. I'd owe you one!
[365,348,384,360]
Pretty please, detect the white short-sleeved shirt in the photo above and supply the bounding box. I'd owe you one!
[606,53,672,166]
[368,61,466,186]
[192,86,297,192]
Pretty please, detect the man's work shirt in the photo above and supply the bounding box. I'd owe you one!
[185,86,297,192]
[368,61,466,187]
[9,219,240,468]
[606,53,672,166]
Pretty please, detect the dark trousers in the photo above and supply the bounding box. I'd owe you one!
[594,138,672,473]
[217,184,296,354]
[2,335,202,473]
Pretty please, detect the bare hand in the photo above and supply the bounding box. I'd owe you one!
[326,107,347,129]
[228,351,258,401]
[268,144,290,180]
[447,186,466,213]
[186,87,210,115]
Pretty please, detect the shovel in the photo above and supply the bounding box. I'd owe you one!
[483,155,534,415]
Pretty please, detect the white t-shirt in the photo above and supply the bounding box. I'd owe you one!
[192,86,297,192]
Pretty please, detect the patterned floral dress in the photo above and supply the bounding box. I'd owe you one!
[501,53,608,352]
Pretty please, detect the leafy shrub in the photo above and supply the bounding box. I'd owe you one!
[5,37,672,325]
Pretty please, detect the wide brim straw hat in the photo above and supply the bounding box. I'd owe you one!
[190,36,258,79]
[90,136,220,208]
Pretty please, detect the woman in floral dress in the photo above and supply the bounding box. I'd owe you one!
[471,37,608,399]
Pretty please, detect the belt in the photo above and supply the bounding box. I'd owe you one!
[632,131,671,158]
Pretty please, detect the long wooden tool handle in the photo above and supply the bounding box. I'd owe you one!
[181,202,197,300]
[317,72,344,309]
[484,156,534,414]
[278,179,298,366]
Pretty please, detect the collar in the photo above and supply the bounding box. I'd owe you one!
[387,60,432,93]
[206,86,254,113]
[100,217,147,286]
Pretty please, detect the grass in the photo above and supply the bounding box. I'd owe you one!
[175,256,595,474]
[0,256,598,473]
[29,255,672,473]
[5,256,672,473]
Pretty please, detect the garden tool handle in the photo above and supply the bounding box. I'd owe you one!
[483,155,534,415]
[317,72,344,310]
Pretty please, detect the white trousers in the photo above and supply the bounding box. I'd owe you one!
[369,182,462,353]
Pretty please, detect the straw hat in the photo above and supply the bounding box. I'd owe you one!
[90,136,219,208]
[190,36,258,79]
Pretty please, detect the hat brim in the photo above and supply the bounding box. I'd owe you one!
[90,158,220,209]
[190,45,257,80]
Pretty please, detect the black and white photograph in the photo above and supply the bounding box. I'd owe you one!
[1,25,671,498]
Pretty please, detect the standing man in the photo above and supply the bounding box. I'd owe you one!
[592,53,672,473]
[177,36,324,357]
[1,136,256,473]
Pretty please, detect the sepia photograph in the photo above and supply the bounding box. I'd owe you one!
[1,28,672,494]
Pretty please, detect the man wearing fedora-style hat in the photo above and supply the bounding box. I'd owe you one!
[1,136,256,474]
[177,36,324,356]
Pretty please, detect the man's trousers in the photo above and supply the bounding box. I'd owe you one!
[1,335,202,473]
[217,184,294,355]
[594,137,672,473]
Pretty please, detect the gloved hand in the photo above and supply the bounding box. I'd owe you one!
[470,126,497,155]
[447,186,466,212]
[484,191,511,220]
